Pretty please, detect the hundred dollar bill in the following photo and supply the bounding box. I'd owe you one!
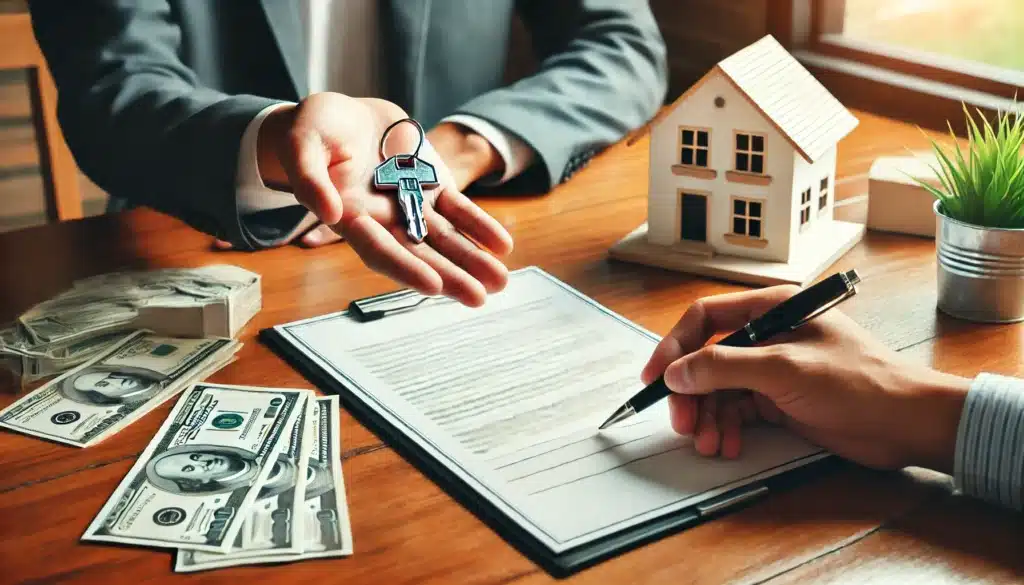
[0,331,239,447]
[295,395,353,559]
[174,397,313,569]
[175,395,353,571]
[82,383,308,553]
[16,331,137,383]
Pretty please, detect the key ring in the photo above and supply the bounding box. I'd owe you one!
[379,117,425,161]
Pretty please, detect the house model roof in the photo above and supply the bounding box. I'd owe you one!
[630,35,859,163]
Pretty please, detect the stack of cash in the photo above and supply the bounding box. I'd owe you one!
[0,330,241,447]
[0,332,354,571]
[0,265,261,383]
[79,383,353,572]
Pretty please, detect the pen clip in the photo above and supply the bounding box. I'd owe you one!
[789,287,856,330]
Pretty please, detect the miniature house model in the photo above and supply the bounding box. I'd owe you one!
[610,35,865,286]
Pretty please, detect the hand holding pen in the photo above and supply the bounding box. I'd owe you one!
[601,270,862,430]
[618,272,970,471]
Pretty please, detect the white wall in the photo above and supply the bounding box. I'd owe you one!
[789,145,838,248]
[647,70,796,262]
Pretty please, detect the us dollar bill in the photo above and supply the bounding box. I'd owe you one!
[15,331,137,383]
[0,331,240,447]
[81,383,308,553]
[174,395,353,571]
[296,395,353,559]
[174,397,313,568]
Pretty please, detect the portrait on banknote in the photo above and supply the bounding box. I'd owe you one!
[58,365,166,406]
[145,445,260,495]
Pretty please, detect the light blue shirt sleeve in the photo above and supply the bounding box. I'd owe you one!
[954,373,1024,510]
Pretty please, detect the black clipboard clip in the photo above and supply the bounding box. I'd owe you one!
[347,289,451,322]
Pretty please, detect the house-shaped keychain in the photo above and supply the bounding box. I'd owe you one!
[610,35,865,286]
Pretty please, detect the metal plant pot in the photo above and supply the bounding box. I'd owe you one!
[935,200,1024,323]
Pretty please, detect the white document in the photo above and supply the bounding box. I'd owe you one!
[271,267,825,553]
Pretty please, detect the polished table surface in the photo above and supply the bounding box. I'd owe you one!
[2,111,1023,584]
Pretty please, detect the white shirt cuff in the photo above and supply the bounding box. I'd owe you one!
[440,114,535,185]
[237,102,300,214]
[954,372,1024,510]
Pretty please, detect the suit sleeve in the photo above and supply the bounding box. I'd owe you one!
[27,0,295,250]
[452,0,668,190]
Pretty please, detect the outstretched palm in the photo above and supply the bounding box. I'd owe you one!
[257,93,513,307]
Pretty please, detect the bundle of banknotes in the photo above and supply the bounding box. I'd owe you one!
[0,264,261,383]
[0,330,241,447]
[0,337,354,571]
[85,383,354,572]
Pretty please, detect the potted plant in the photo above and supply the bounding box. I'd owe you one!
[916,104,1024,323]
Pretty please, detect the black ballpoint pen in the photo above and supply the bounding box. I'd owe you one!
[598,269,862,430]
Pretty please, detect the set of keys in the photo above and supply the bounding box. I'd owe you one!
[373,118,439,243]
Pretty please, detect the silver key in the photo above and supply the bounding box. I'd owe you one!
[373,154,439,243]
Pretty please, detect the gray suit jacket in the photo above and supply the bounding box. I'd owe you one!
[28,0,667,250]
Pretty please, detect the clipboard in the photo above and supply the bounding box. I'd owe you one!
[260,268,841,578]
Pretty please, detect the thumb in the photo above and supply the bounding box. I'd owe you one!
[281,128,344,225]
[663,345,788,399]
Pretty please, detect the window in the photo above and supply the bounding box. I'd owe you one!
[732,198,763,238]
[842,0,1021,72]
[799,188,812,227]
[734,133,765,174]
[774,0,1024,134]
[679,128,710,167]
[818,177,829,212]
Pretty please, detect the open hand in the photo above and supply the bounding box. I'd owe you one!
[642,286,970,472]
[220,93,513,307]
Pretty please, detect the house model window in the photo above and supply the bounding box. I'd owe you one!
[799,188,812,227]
[818,177,829,212]
[735,133,765,174]
[680,128,710,167]
[732,197,763,238]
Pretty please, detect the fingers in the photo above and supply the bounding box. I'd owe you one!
[300,224,344,247]
[425,208,508,295]
[718,400,743,459]
[693,394,721,457]
[668,394,699,435]
[337,180,508,305]
[397,222,488,307]
[737,396,758,423]
[641,335,686,385]
[673,393,748,459]
[343,215,443,296]
[280,126,346,225]
[664,344,789,400]
[641,285,800,383]
[213,239,234,250]
[432,186,513,256]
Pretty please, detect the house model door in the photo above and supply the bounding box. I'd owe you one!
[679,192,708,243]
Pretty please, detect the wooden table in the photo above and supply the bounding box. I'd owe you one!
[2,110,1023,585]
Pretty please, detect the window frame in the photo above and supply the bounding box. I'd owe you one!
[769,0,1024,135]
[799,187,812,231]
[733,131,766,175]
[729,196,765,240]
[817,176,829,215]
[677,126,711,168]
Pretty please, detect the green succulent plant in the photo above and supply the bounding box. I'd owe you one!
[915,103,1024,229]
